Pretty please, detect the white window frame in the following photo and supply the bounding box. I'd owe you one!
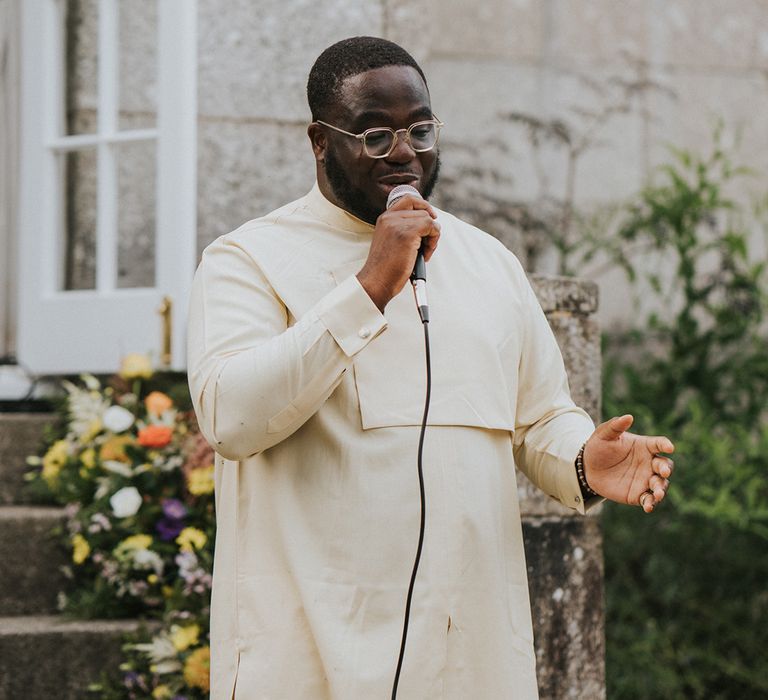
[18,0,197,374]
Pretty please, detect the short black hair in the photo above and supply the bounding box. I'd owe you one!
[307,36,428,121]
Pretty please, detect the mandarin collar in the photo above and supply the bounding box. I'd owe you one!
[306,183,376,235]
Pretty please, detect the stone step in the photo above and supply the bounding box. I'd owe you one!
[0,414,56,505]
[0,615,142,700]
[0,506,67,616]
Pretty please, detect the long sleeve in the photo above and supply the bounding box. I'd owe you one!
[511,271,596,513]
[187,236,386,461]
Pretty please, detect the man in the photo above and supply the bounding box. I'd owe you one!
[188,37,674,699]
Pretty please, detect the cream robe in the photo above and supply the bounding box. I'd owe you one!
[187,184,596,700]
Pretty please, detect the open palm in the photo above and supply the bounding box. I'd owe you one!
[583,414,675,512]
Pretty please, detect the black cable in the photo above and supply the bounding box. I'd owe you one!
[391,319,431,700]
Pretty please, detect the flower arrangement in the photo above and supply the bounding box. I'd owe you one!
[27,354,213,698]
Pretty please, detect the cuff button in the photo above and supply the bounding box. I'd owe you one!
[358,327,371,339]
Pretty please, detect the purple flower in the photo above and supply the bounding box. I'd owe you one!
[156,517,185,541]
[161,498,187,520]
[123,671,139,687]
[123,671,148,690]
[156,498,188,541]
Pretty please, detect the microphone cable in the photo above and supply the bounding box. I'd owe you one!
[391,315,431,700]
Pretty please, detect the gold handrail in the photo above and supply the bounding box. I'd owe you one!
[157,296,172,368]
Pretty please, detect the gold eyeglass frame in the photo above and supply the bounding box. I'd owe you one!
[316,116,444,159]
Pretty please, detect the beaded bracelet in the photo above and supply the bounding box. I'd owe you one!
[575,443,599,498]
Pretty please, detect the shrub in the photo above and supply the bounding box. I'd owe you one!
[601,138,768,698]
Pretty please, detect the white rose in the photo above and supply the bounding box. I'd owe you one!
[110,486,142,518]
[103,405,135,433]
[133,548,165,575]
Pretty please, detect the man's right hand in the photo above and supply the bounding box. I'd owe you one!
[356,194,441,313]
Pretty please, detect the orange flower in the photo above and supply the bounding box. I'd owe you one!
[145,391,173,416]
[137,425,173,448]
[183,646,210,691]
[100,435,135,463]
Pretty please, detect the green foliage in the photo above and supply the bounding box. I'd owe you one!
[666,404,768,539]
[600,137,768,698]
[604,134,768,427]
[604,502,768,699]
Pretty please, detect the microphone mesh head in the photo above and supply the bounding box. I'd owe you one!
[386,184,422,209]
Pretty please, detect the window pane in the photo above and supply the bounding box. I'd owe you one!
[119,0,158,131]
[65,0,99,136]
[63,149,98,290]
[117,140,156,289]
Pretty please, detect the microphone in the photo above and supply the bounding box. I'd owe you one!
[386,184,430,323]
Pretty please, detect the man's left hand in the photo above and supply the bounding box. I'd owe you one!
[583,414,675,512]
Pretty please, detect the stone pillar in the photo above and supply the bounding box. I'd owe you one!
[523,274,604,700]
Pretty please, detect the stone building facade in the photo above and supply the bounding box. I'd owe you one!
[3,0,768,354]
[190,0,768,327]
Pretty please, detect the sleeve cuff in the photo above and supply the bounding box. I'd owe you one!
[560,449,605,515]
[316,275,387,357]
[567,461,600,514]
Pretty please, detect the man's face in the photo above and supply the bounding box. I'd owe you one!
[314,65,440,224]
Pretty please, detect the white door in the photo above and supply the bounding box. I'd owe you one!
[17,0,196,375]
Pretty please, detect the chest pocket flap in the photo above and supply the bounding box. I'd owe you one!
[333,260,518,432]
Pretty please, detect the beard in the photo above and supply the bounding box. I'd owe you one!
[324,147,441,225]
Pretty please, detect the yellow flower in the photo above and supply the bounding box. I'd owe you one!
[176,527,207,553]
[152,686,172,700]
[81,447,96,469]
[71,534,91,564]
[119,353,153,380]
[147,573,158,585]
[187,464,215,496]
[116,534,153,553]
[162,585,174,599]
[42,439,69,485]
[170,623,200,652]
[99,434,135,463]
[82,418,103,442]
[183,646,210,692]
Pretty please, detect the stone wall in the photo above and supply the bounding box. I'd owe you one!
[0,0,20,358]
[527,274,604,698]
[194,0,768,330]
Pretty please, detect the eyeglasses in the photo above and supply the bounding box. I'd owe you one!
[316,117,444,159]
